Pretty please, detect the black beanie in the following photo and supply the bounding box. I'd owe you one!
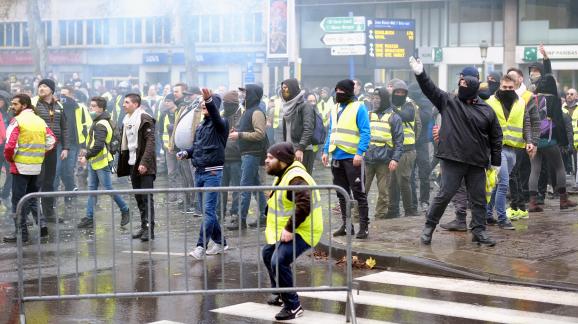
[335,79,355,96]
[268,142,295,165]
[38,79,56,93]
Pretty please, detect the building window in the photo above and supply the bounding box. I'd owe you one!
[449,0,503,47]
[0,21,50,48]
[519,0,578,45]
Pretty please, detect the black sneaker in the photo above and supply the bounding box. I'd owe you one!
[120,210,130,227]
[40,227,48,237]
[486,217,498,226]
[266,294,283,307]
[440,219,467,232]
[275,305,304,320]
[472,231,496,246]
[77,217,94,229]
[498,220,515,230]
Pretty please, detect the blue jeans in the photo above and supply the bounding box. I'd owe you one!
[487,147,517,222]
[195,169,226,248]
[54,144,79,191]
[87,164,129,219]
[239,154,267,221]
[217,160,241,216]
[262,234,311,309]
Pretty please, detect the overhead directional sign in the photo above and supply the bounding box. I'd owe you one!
[321,32,366,46]
[331,45,367,56]
[367,18,416,68]
[320,16,366,33]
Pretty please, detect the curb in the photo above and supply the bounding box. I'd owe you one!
[317,236,578,293]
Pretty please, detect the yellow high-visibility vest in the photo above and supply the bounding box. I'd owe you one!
[162,114,171,149]
[76,102,92,145]
[271,96,282,129]
[571,108,578,149]
[369,112,393,148]
[329,101,361,155]
[487,96,526,149]
[317,98,334,127]
[86,119,113,170]
[265,161,323,247]
[14,110,47,166]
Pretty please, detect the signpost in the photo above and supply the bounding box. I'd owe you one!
[330,45,367,56]
[367,18,416,68]
[321,32,366,46]
[320,16,366,33]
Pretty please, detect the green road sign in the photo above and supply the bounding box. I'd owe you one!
[320,16,366,33]
[433,47,443,62]
[524,47,537,61]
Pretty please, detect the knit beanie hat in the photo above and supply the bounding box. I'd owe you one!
[38,79,56,93]
[222,90,239,104]
[268,142,295,165]
[335,79,355,96]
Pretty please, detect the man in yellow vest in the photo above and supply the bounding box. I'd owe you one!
[77,96,130,229]
[317,87,334,127]
[506,68,540,218]
[3,94,56,243]
[322,79,371,239]
[365,88,404,218]
[563,88,578,187]
[262,142,323,321]
[388,79,421,217]
[485,74,538,230]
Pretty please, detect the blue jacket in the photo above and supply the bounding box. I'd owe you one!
[323,101,371,160]
[185,95,228,171]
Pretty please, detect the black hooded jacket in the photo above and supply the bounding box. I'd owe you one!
[238,84,267,155]
[535,74,567,146]
[366,88,404,163]
[416,72,503,168]
[409,83,434,145]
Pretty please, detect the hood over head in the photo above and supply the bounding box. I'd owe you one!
[281,78,301,102]
[242,84,263,109]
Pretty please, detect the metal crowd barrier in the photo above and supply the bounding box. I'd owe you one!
[15,185,357,324]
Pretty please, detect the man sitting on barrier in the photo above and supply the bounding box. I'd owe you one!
[77,96,130,229]
[3,94,55,243]
[262,142,323,321]
[177,88,229,259]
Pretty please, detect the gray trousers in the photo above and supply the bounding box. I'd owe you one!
[178,158,197,209]
[165,151,180,201]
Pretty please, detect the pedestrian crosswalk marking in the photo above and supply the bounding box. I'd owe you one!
[211,302,392,324]
[298,290,578,324]
[356,271,578,307]
[122,250,187,256]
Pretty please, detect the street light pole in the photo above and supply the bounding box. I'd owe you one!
[168,48,173,86]
[479,40,488,81]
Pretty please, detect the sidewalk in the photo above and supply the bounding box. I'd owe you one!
[323,194,578,290]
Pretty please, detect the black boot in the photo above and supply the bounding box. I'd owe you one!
[333,222,355,237]
[420,225,435,245]
[4,223,28,243]
[132,225,147,239]
[440,219,467,232]
[140,225,154,242]
[355,223,369,239]
[472,230,496,246]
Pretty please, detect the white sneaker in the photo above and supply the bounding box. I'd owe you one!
[188,246,205,260]
[206,243,228,255]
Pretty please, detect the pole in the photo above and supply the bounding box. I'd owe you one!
[348,11,355,80]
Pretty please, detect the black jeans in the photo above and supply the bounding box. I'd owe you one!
[426,159,487,233]
[411,142,431,206]
[12,174,40,227]
[129,167,156,227]
[38,148,58,217]
[509,150,530,209]
[331,158,369,225]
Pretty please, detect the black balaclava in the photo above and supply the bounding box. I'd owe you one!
[391,91,407,107]
[281,78,301,102]
[458,76,480,102]
[335,79,355,104]
[373,88,390,113]
[495,89,517,111]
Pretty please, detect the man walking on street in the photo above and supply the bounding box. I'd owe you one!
[365,88,403,219]
[3,94,55,243]
[262,142,323,321]
[322,79,371,239]
[117,94,157,241]
[410,57,502,246]
[34,79,69,223]
[77,97,130,229]
[177,89,228,259]
[281,78,316,174]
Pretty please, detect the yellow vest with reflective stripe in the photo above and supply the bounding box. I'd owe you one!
[14,110,47,166]
[487,96,526,149]
[162,114,171,148]
[271,96,282,129]
[329,101,361,154]
[86,119,113,170]
[369,112,393,148]
[521,90,533,105]
[571,108,578,149]
[265,161,323,246]
[317,98,335,127]
[76,103,92,144]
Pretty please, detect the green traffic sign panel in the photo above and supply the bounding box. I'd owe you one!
[320,16,366,33]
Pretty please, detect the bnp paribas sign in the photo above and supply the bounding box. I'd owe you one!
[523,45,578,61]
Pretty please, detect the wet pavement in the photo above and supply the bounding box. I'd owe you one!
[1,164,578,322]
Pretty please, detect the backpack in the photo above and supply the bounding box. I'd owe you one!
[535,95,554,139]
[311,108,327,145]
[106,119,122,156]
